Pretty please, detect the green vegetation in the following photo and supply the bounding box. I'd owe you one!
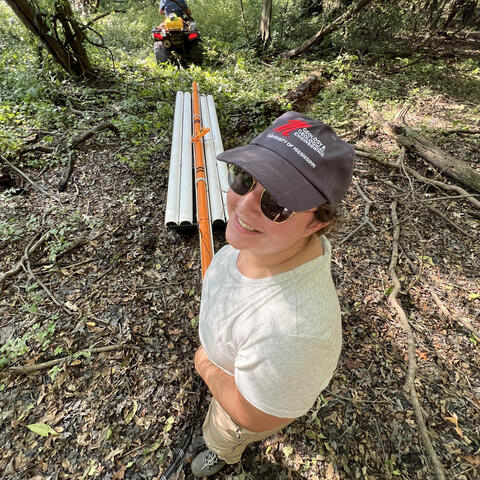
[1,0,479,174]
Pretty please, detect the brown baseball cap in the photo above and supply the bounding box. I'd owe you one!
[217,111,354,211]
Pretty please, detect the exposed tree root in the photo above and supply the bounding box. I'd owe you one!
[0,231,50,286]
[388,199,446,480]
[58,122,120,191]
[0,156,61,202]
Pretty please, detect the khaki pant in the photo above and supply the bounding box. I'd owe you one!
[202,398,292,464]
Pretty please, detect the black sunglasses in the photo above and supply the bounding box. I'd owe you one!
[227,164,298,223]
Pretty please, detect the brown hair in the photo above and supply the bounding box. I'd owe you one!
[313,203,338,236]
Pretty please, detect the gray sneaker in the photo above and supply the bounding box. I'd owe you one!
[191,449,226,477]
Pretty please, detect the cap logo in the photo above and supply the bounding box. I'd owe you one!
[273,119,312,137]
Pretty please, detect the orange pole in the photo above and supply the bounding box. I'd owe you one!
[192,81,214,278]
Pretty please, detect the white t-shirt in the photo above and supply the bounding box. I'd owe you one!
[198,236,342,418]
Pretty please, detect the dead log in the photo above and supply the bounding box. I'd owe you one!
[284,69,326,112]
[258,69,328,116]
[359,100,480,193]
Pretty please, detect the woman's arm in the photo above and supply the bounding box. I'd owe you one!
[194,346,292,432]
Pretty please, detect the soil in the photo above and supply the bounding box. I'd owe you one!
[0,73,479,479]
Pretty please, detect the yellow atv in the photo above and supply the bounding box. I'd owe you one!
[152,14,203,65]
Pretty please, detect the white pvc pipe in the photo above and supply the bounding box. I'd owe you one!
[165,91,184,228]
[200,95,225,227]
[207,95,229,221]
[179,91,194,226]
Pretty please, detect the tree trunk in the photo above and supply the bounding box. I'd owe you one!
[281,0,374,59]
[359,100,480,193]
[260,0,273,48]
[5,0,95,78]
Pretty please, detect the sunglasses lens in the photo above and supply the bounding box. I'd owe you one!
[261,190,294,223]
[227,164,255,195]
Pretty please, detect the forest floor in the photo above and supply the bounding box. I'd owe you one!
[1,32,480,480]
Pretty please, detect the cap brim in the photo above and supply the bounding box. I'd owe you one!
[217,144,327,211]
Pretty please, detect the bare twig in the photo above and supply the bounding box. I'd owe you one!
[0,156,61,203]
[338,123,367,139]
[388,199,446,480]
[466,209,480,220]
[82,10,126,30]
[339,179,377,245]
[0,345,123,379]
[423,203,475,239]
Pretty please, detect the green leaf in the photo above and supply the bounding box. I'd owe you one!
[27,423,59,437]
[54,346,63,356]
[125,400,138,424]
[282,445,293,457]
[48,365,60,381]
[419,255,434,266]
[385,285,394,296]
[28,304,38,314]
[143,442,161,455]
[26,282,39,292]
[190,316,199,328]
[164,416,175,432]
[468,293,479,301]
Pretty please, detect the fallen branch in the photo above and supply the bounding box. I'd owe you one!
[0,156,61,203]
[466,209,480,220]
[0,344,123,379]
[32,235,93,267]
[281,0,374,58]
[399,245,480,340]
[423,203,475,239]
[284,69,326,112]
[388,199,446,480]
[355,149,480,210]
[358,101,480,193]
[441,128,480,136]
[429,288,480,339]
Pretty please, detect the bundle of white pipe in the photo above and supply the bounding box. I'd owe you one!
[165,91,229,230]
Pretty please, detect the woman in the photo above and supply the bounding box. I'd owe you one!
[192,112,354,477]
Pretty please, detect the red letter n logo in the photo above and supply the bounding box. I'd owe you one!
[273,119,312,137]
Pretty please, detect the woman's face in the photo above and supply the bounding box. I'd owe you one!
[225,182,324,257]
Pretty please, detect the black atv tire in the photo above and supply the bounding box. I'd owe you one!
[154,42,171,63]
[188,42,203,65]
